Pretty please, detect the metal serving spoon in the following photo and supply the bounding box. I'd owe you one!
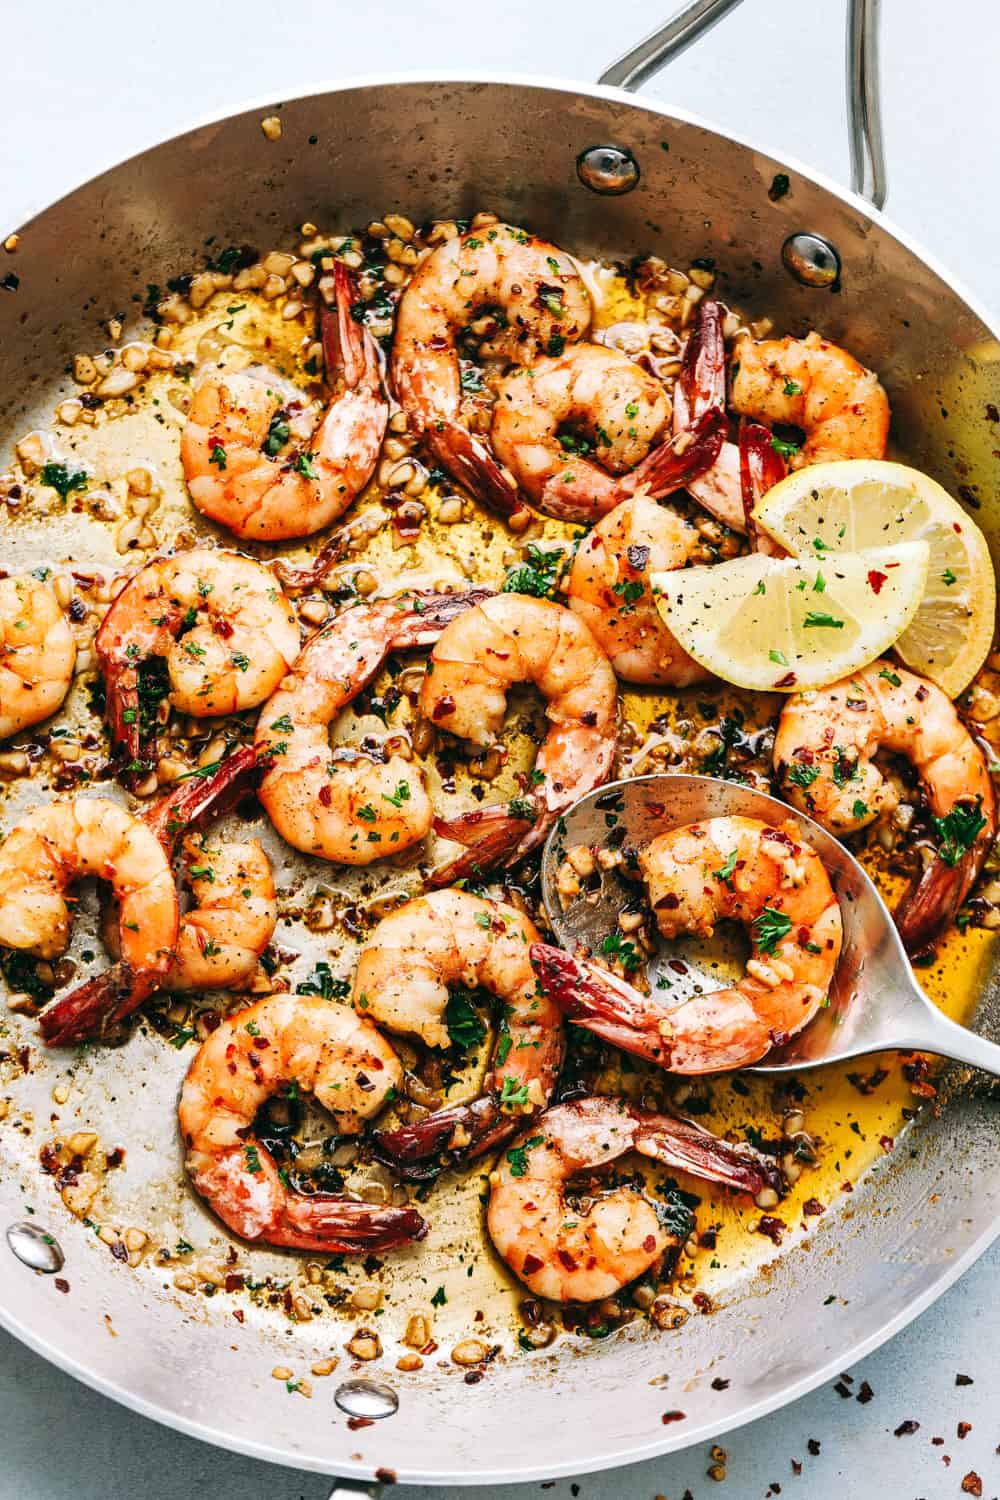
[539,773,1000,1076]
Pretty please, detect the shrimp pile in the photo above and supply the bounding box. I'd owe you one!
[2,204,994,1322]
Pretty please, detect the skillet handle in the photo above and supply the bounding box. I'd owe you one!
[597,0,888,210]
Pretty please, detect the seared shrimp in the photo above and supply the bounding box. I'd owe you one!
[488,1097,782,1301]
[566,494,709,685]
[490,342,725,524]
[774,660,996,953]
[391,224,591,520]
[0,798,178,1036]
[0,576,76,739]
[354,889,563,1173]
[731,330,890,469]
[179,995,426,1252]
[97,549,300,783]
[534,815,843,1072]
[422,595,618,876]
[163,834,276,991]
[181,263,388,540]
[257,589,489,864]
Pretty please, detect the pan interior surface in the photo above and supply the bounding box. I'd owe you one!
[0,77,999,1483]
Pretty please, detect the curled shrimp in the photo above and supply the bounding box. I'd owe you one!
[391,224,591,520]
[178,995,426,1252]
[351,889,563,1175]
[774,660,997,953]
[489,342,725,523]
[0,576,76,739]
[38,746,264,1044]
[731,329,890,468]
[488,1097,783,1302]
[566,494,710,686]
[534,815,843,1072]
[181,263,388,540]
[0,797,178,1038]
[422,595,618,877]
[97,549,300,784]
[256,589,490,864]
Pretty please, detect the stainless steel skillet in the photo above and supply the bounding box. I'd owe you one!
[1,0,1000,1490]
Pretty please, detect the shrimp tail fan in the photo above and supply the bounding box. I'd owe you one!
[895,784,996,955]
[633,1110,785,1199]
[627,407,726,499]
[40,962,153,1047]
[427,421,531,523]
[430,805,536,884]
[531,942,673,1066]
[282,1197,428,1253]
[373,1096,509,1179]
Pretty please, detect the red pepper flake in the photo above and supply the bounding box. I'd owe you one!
[807,1439,821,1456]
[961,1473,983,1497]
[958,1422,972,1439]
[774,671,797,689]
[232,1309,244,1323]
[802,1198,825,1217]
[856,1380,874,1404]
[894,1419,920,1436]
[757,1215,786,1244]
[661,1410,686,1424]
[956,1373,974,1385]
[879,1134,895,1152]
[846,1066,889,1095]
[54,1277,69,1294]
[692,1291,712,1313]
[522,1253,543,1276]
[347,1416,374,1431]
[833,1380,852,1399]
[932,1436,944,1446]
[791,1460,802,1476]
[642,1234,657,1253]
[711,1377,730,1390]
[867,569,887,595]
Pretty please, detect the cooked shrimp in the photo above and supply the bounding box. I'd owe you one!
[257,589,489,864]
[0,798,178,1037]
[0,576,76,739]
[38,747,265,1044]
[391,224,591,520]
[731,329,890,468]
[178,995,426,1252]
[489,342,725,523]
[163,834,276,991]
[97,549,300,783]
[566,494,709,685]
[352,889,563,1173]
[181,263,388,540]
[422,595,618,876]
[488,1097,783,1301]
[534,815,843,1072]
[774,660,996,953]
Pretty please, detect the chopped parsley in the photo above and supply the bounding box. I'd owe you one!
[752,906,793,955]
[263,413,290,456]
[771,436,801,460]
[294,452,319,479]
[244,1145,263,1174]
[714,848,738,887]
[933,802,987,867]
[501,543,565,600]
[500,1076,531,1107]
[506,1135,544,1178]
[209,444,227,470]
[786,761,820,789]
[445,986,487,1052]
[430,1286,448,1307]
[40,463,88,500]
[599,931,642,972]
[296,960,350,1000]
[878,667,901,687]
[802,610,844,629]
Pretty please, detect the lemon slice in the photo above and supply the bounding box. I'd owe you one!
[752,459,996,697]
[652,541,929,692]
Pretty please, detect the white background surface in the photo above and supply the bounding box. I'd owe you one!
[2,0,1000,1495]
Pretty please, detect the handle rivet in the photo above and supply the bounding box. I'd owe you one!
[781,232,841,289]
[576,145,640,195]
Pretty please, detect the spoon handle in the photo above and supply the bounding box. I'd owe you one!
[895,997,1000,1079]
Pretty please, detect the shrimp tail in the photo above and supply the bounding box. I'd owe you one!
[280,1195,428,1253]
[739,417,786,550]
[632,1110,785,1199]
[39,962,152,1047]
[427,421,532,525]
[372,1096,509,1180]
[323,263,379,394]
[626,407,726,500]
[680,297,726,415]
[143,742,258,849]
[531,943,672,1065]
[387,587,495,652]
[895,799,995,955]
[430,805,536,884]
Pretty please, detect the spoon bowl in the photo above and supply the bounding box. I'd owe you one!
[540,773,1000,1076]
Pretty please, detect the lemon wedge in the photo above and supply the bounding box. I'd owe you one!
[652,541,929,692]
[752,459,996,697]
